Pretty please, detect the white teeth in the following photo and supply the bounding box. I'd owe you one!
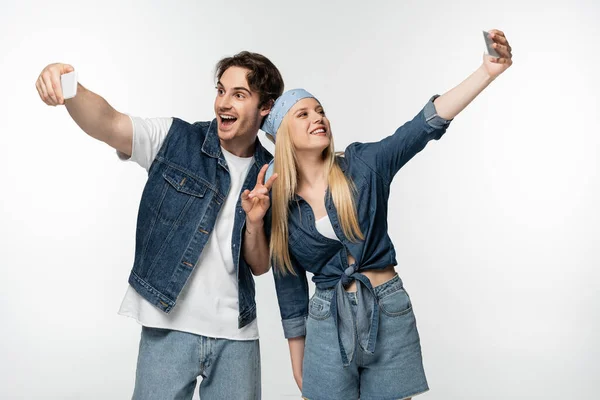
[220,115,236,120]
[311,129,325,135]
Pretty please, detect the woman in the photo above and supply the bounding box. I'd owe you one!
[256,29,513,400]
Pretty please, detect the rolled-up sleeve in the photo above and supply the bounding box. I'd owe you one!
[273,257,309,338]
[349,95,452,184]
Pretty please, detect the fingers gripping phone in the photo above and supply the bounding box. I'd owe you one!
[483,30,501,58]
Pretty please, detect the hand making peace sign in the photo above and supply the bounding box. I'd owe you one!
[241,164,278,226]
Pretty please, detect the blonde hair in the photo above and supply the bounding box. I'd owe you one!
[269,115,364,275]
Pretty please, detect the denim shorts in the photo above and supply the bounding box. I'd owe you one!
[132,327,261,399]
[302,274,428,400]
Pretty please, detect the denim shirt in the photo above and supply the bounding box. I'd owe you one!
[273,95,452,342]
[128,118,272,328]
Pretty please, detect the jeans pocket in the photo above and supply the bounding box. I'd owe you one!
[378,287,412,317]
[308,295,331,320]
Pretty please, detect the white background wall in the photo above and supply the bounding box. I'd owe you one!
[1,0,598,398]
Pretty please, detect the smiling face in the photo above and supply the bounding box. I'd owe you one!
[213,66,270,145]
[285,97,331,154]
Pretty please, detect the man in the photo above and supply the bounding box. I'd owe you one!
[35,51,284,399]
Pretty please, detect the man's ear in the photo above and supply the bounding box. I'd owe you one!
[260,99,274,117]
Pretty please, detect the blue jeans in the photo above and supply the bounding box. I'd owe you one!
[132,327,261,400]
[302,275,428,400]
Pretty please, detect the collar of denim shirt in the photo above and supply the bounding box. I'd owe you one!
[201,118,272,169]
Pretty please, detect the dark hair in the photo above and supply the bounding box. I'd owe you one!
[215,51,284,110]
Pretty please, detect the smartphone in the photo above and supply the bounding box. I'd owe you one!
[61,71,78,100]
[483,30,501,58]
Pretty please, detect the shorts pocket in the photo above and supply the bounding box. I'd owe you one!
[308,295,331,320]
[378,287,412,317]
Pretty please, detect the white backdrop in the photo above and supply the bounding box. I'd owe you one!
[1,0,598,399]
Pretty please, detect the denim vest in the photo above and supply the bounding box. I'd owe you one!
[128,117,272,329]
[272,96,452,359]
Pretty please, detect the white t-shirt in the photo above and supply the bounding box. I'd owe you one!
[315,215,339,241]
[117,116,258,340]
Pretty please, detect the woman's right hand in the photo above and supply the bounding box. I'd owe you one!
[35,63,74,106]
[293,368,303,391]
[288,336,306,392]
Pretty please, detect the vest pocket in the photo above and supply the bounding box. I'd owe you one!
[150,167,209,224]
[162,167,208,198]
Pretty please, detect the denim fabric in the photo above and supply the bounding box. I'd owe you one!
[128,118,272,328]
[132,326,261,399]
[272,95,451,361]
[302,275,428,400]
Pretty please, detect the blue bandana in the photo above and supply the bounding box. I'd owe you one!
[261,88,318,182]
[261,88,317,140]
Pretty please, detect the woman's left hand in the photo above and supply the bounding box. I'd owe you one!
[483,29,513,79]
[241,163,278,226]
